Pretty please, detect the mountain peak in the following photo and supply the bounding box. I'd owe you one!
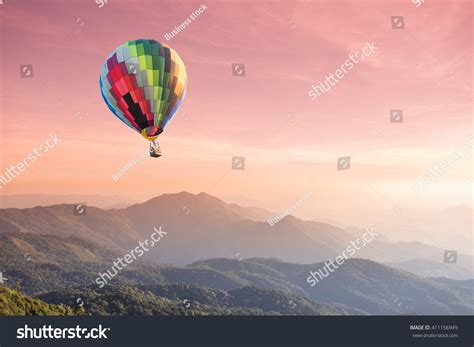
[138,191,226,207]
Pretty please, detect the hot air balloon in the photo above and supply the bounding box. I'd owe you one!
[99,39,187,157]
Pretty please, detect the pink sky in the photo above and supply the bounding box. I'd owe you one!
[0,0,472,224]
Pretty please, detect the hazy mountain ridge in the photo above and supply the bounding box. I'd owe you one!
[0,204,142,249]
[0,194,136,209]
[1,192,470,274]
[198,258,474,315]
[0,232,472,315]
[387,259,474,280]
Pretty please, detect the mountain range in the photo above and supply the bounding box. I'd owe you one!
[0,232,472,315]
[0,194,136,210]
[0,192,472,279]
[0,192,472,316]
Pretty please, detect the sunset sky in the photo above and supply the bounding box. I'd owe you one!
[0,0,472,227]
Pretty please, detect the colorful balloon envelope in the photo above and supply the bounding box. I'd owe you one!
[99,39,187,157]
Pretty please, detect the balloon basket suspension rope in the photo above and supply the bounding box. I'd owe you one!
[150,140,162,158]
